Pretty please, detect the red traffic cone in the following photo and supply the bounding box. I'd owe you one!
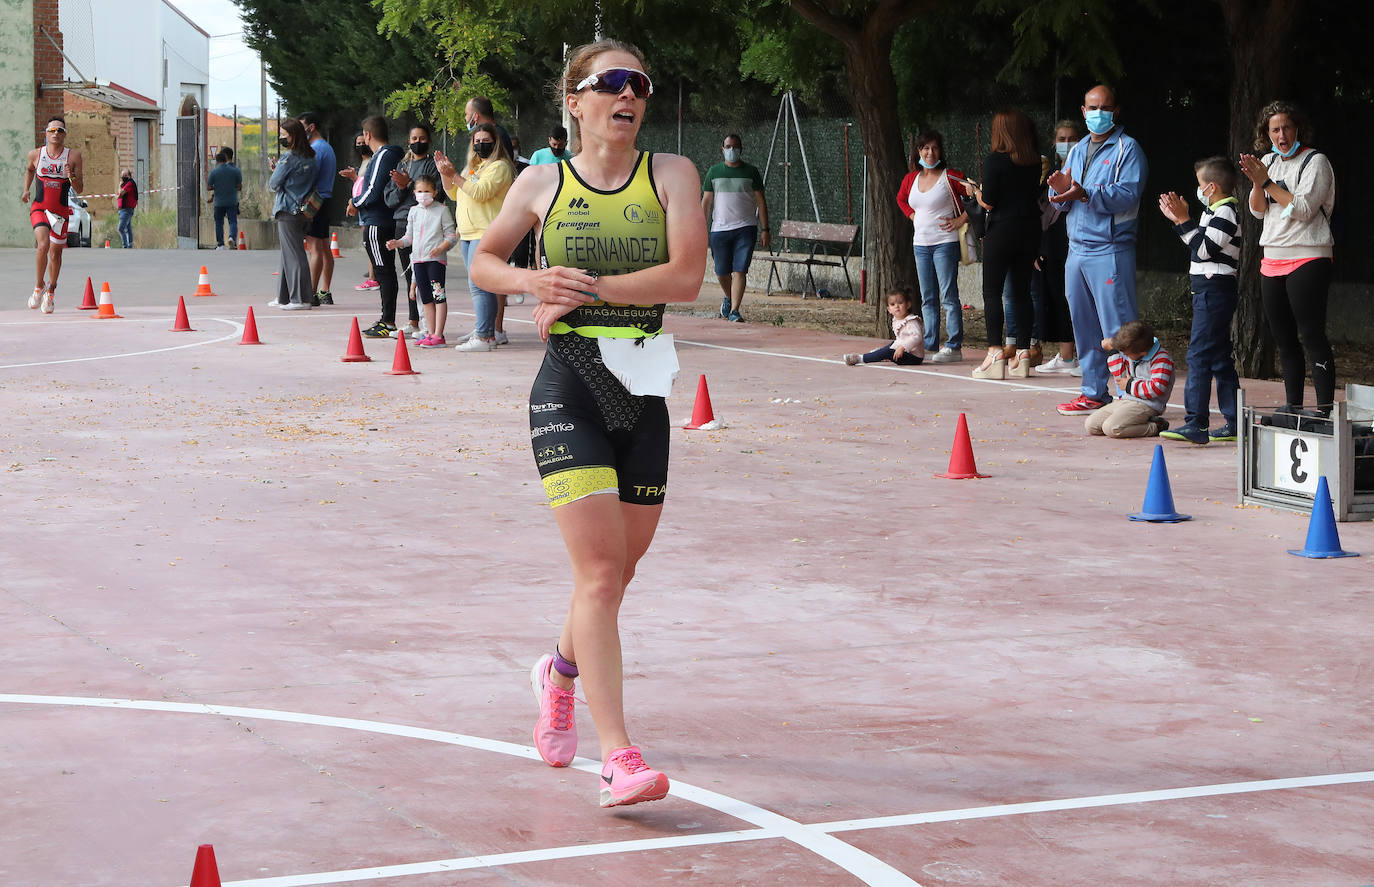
[103,239,110,249]
[330,231,343,258]
[240,307,262,345]
[192,266,216,297]
[683,374,720,430]
[237,231,247,251]
[935,412,989,479]
[340,317,371,363]
[385,332,419,375]
[170,296,194,332]
[189,844,222,887]
[77,276,97,310]
[94,281,122,319]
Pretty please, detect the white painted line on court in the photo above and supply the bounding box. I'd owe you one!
[813,769,1374,832]
[217,831,778,887]
[0,694,922,887]
[0,318,243,369]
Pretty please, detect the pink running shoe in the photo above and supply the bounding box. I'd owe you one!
[530,654,577,767]
[599,746,669,808]
[354,278,380,291]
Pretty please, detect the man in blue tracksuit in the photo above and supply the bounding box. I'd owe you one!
[1047,84,1148,416]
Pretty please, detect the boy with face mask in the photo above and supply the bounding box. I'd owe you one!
[1157,157,1242,444]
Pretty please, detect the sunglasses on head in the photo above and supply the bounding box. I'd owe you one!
[575,68,653,99]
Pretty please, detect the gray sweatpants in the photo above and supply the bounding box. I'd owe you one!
[275,211,311,305]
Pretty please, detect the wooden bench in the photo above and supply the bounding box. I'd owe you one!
[763,220,859,299]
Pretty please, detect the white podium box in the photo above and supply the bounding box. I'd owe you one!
[1238,385,1374,522]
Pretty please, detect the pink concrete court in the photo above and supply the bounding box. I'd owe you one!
[1,248,1371,887]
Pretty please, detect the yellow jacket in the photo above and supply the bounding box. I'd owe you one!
[447,158,514,240]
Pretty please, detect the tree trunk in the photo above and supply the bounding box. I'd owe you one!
[1220,0,1298,378]
[787,0,927,336]
[842,38,917,336]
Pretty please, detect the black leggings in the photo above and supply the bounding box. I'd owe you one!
[1260,258,1334,408]
[363,224,398,324]
[982,216,1039,349]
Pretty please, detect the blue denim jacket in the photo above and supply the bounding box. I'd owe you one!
[269,153,318,216]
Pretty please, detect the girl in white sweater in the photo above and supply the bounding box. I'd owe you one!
[844,287,926,366]
[387,175,457,347]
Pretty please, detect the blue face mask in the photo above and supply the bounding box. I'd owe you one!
[1196,187,1211,206]
[1055,142,1073,159]
[1084,109,1114,135]
[918,158,939,170]
[723,147,741,163]
[1271,140,1301,158]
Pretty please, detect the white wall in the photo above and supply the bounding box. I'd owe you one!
[59,0,208,144]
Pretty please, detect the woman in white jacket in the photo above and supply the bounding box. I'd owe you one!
[1239,101,1336,415]
[844,287,925,366]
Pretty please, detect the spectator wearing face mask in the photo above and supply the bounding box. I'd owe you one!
[340,134,378,290]
[529,125,573,165]
[385,123,445,339]
[701,133,770,322]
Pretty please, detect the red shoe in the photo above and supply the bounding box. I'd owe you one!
[1057,394,1107,416]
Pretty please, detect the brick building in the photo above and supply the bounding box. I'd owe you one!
[64,85,161,218]
[33,0,66,142]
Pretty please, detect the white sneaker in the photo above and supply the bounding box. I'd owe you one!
[1069,361,1083,377]
[929,346,962,364]
[401,323,422,339]
[1037,354,1073,374]
[28,288,42,309]
[455,336,495,352]
[282,302,312,310]
[494,330,509,346]
[39,291,54,314]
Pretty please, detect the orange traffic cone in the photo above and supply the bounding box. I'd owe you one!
[93,281,122,319]
[683,375,721,430]
[103,239,110,249]
[192,266,217,297]
[237,231,246,250]
[385,332,419,375]
[935,412,989,479]
[330,232,342,258]
[170,296,195,332]
[240,307,262,345]
[189,844,222,887]
[77,276,97,310]
[340,317,371,362]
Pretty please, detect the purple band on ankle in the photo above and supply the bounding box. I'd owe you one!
[553,647,579,679]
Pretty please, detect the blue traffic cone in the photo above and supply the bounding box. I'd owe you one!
[1128,444,1192,522]
[1288,476,1359,558]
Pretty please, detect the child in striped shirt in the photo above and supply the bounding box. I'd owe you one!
[1085,320,1175,439]
[1157,157,1242,444]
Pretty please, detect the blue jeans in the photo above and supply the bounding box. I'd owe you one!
[861,345,923,366]
[1184,275,1239,428]
[213,205,239,247]
[117,209,134,248]
[460,239,497,338]
[913,240,961,351]
[709,225,757,275]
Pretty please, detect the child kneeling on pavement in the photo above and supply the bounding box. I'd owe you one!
[1086,320,1175,438]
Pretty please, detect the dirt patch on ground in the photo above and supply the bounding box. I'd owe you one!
[670,284,1374,386]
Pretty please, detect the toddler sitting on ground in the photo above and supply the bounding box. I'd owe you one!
[1085,320,1175,438]
[844,287,925,366]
